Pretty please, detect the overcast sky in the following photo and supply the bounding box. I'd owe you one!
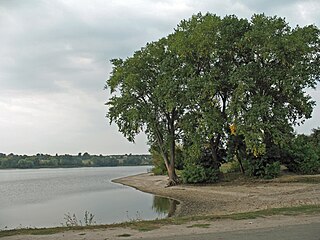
[0,0,319,155]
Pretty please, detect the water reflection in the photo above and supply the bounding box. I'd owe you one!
[152,196,179,217]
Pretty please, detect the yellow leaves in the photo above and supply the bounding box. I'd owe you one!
[253,147,259,157]
[230,123,236,135]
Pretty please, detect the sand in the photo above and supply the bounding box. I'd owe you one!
[114,173,320,216]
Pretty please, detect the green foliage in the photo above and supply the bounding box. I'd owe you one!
[150,146,168,175]
[220,161,241,174]
[150,145,185,175]
[181,164,219,184]
[246,158,281,179]
[230,14,320,157]
[106,35,191,183]
[106,12,320,183]
[17,159,34,169]
[264,162,281,179]
[299,157,320,175]
[0,153,152,169]
[285,134,320,174]
[181,165,206,183]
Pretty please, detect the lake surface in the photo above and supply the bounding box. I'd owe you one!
[0,166,175,229]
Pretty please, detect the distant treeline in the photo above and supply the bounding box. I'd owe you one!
[0,152,152,169]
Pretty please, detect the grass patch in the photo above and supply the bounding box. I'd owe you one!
[1,205,319,238]
[187,223,210,228]
[0,227,68,238]
[128,221,161,232]
[117,233,132,237]
[222,205,320,220]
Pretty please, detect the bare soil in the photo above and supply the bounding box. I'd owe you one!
[3,215,320,240]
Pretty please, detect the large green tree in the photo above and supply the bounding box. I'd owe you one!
[106,13,320,183]
[230,14,320,166]
[106,37,191,185]
[173,14,251,171]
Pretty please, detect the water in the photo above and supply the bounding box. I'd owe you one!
[0,166,176,229]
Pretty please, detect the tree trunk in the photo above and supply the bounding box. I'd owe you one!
[210,135,221,170]
[166,163,179,187]
[236,154,246,174]
[166,111,179,186]
[154,117,179,187]
[235,141,246,174]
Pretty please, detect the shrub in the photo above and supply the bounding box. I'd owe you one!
[181,164,219,184]
[152,165,167,175]
[246,158,264,177]
[246,158,280,179]
[263,161,281,179]
[150,146,167,175]
[299,157,320,174]
[204,166,220,182]
[220,161,241,173]
[285,135,320,174]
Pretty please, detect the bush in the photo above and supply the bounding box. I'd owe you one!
[263,161,281,179]
[246,158,280,179]
[181,164,219,184]
[220,161,241,173]
[285,135,320,175]
[150,147,167,175]
[204,167,220,182]
[152,165,167,175]
[150,145,184,175]
[299,157,320,174]
[286,150,320,174]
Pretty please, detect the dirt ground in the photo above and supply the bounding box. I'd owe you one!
[114,173,320,216]
[3,215,320,240]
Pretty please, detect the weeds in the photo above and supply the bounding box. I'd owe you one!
[62,210,96,227]
[125,211,143,222]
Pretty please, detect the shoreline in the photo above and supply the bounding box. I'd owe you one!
[1,173,320,239]
[114,173,320,217]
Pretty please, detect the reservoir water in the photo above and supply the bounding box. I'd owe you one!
[0,166,175,229]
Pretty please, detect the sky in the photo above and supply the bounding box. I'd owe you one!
[0,0,319,155]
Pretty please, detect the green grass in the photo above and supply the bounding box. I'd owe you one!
[126,220,162,232]
[1,205,320,238]
[117,233,132,237]
[0,227,68,238]
[187,223,211,228]
[222,205,320,220]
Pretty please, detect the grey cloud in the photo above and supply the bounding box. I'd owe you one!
[0,0,177,93]
[0,0,319,154]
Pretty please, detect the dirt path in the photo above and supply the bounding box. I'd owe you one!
[114,173,320,216]
[136,222,320,240]
[2,214,320,240]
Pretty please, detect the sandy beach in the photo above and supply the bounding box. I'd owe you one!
[114,173,320,216]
